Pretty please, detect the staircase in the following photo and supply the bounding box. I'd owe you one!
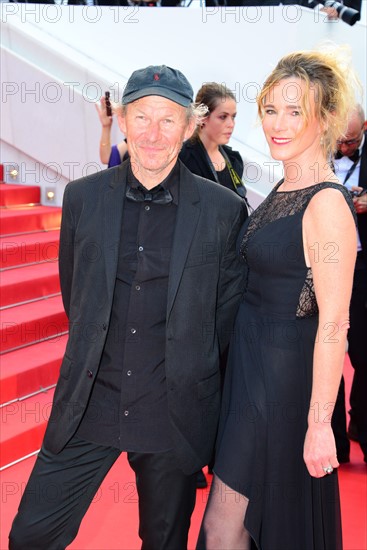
[0,174,67,470]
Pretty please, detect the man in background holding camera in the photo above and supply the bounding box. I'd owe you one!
[332,104,367,464]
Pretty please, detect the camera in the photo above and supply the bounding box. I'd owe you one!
[323,0,360,25]
[304,0,360,25]
[350,189,367,198]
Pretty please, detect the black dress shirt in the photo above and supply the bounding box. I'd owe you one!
[77,162,179,452]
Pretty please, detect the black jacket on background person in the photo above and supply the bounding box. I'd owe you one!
[43,159,247,475]
[357,132,367,260]
[179,138,244,188]
[332,130,367,464]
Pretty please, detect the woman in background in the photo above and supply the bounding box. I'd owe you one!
[198,49,357,549]
[96,95,128,168]
[180,83,249,204]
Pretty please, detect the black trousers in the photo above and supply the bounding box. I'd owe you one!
[9,436,197,550]
[332,255,367,459]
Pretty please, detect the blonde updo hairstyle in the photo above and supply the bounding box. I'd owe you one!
[257,49,357,159]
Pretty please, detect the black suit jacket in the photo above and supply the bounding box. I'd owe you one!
[357,132,367,260]
[179,139,244,184]
[43,160,247,474]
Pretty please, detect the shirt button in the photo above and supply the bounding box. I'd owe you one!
[127,370,132,376]
[145,205,150,211]
[138,246,144,252]
[87,369,93,378]
[124,410,129,417]
[130,328,137,334]
[135,284,141,291]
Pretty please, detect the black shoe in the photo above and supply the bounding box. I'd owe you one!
[196,470,207,489]
[348,420,359,442]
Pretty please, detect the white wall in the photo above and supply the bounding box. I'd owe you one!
[1,3,366,206]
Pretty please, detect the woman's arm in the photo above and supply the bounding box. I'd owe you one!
[303,187,356,477]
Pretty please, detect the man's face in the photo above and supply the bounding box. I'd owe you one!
[337,112,365,158]
[119,95,195,186]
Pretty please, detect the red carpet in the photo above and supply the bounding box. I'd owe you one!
[1,205,62,234]
[1,335,67,404]
[1,261,61,307]
[0,181,63,470]
[1,415,366,549]
[1,296,68,353]
[0,180,366,549]
[0,230,60,269]
[0,184,40,207]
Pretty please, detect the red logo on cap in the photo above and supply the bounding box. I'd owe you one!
[153,74,160,81]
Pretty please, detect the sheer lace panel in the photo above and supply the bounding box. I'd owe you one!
[296,268,318,318]
[239,181,356,319]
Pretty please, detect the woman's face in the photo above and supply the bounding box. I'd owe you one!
[261,78,323,164]
[201,98,237,146]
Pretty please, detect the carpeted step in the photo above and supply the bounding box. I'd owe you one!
[0,184,40,207]
[0,388,55,468]
[0,205,61,236]
[0,296,68,353]
[0,334,67,404]
[0,230,60,269]
[1,262,61,308]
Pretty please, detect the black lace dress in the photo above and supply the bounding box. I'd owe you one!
[214,181,355,550]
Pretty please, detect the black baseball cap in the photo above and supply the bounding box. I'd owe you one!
[122,65,194,107]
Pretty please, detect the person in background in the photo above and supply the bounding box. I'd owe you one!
[180,82,248,204]
[96,94,128,167]
[332,104,367,464]
[320,0,361,21]
[197,49,357,549]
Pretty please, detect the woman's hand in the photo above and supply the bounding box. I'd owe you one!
[304,423,339,478]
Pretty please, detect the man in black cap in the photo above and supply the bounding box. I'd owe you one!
[9,65,247,549]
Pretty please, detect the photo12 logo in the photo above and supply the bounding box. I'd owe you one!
[1,3,140,24]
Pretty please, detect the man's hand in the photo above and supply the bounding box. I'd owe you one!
[351,186,367,214]
[321,6,339,19]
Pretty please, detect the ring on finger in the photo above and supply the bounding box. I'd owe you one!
[322,465,333,474]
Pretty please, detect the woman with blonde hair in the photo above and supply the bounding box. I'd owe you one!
[197,49,357,550]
